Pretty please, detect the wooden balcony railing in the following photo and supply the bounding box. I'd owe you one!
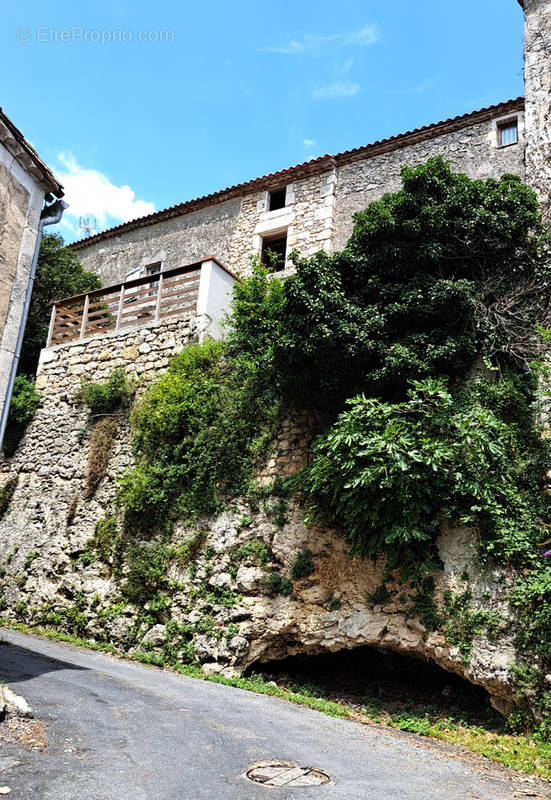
[46,261,205,346]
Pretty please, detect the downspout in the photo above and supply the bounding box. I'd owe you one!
[0,198,68,452]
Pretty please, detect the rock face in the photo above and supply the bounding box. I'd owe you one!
[0,316,526,718]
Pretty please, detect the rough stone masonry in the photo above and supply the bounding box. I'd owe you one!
[0,0,550,722]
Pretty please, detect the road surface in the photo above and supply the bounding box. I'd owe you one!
[0,628,546,799]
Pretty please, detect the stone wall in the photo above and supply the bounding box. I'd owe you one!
[522,0,551,224]
[76,197,242,287]
[333,116,526,251]
[0,314,526,717]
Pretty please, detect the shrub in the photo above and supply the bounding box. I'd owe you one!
[302,376,551,580]
[87,515,118,564]
[120,339,279,529]
[290,549,315,580]
[122,542,171,605]
[262,571,293,596]
[78,368,133,415]
[3,377,40,455]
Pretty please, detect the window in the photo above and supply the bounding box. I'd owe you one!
[146,261,162,296]
[498,118,518,147]
[262,232,287,271]
[269,188,286,211]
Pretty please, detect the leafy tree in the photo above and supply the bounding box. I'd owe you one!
[3,234,101,455]
[19,233,101,376]
[273,157,550,410]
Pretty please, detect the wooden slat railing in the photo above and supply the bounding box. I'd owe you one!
[47,261,203,346]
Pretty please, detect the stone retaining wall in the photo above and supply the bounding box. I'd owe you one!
[0,314,525,717]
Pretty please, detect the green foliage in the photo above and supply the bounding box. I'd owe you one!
[19,233,101,376]
[3,377,40,455]
[79,551,96,567]
[270,158,549,410]
[120,338,280,530]
[262,570,293,596]
[302,375,551,581]
[87,515,118,565]
[0,475,19,520]
[122,542,172,605]
[78,368,133,415]
[173,531,207,568]
[23,551,38,570]
[231,538,270,566]
[290,549,315,580]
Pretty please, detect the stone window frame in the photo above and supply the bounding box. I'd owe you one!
[260,229,288,272]
[491,112,524,149]
[256,183,296,214]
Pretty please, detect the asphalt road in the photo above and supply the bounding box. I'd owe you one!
[0,628,546,800]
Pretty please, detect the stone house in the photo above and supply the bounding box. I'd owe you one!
[41,1,548,354]
[0,109,64,433]
[2,0,551,707]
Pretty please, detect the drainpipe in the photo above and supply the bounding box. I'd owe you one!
[0,198,68,452]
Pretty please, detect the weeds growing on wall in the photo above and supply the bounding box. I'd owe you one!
[78,368,133,415]
[84,416,118,497]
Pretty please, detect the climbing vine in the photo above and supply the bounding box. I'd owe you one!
[109,158,551,731]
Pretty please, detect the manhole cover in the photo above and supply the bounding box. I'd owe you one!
[245,761,331,787]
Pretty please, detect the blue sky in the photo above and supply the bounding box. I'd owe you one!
[1,0,524,242]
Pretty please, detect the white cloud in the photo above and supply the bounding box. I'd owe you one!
[312,81,360,100]
[338,57,355,75]
[266,24,379,55]
[391,78,435,96]
[56,152,155,234]
[303,138,316,147]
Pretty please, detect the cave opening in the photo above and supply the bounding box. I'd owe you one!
[249,646,504,729]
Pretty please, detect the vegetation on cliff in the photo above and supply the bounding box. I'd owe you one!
[109,158,551,733]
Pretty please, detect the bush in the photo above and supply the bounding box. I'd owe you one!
[271,159,549,410]
[87,515,118,564]
[78,368,133,415]
[3,377,40,455]
[302,376,551,580]
[122,542,172,605]
[290,549,315,580]
[120,339,279,529]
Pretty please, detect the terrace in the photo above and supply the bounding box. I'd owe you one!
[46,257,238,347]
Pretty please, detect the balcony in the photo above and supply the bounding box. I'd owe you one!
[46,257,238,347]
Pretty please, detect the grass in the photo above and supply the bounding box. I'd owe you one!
[0,616,549,783]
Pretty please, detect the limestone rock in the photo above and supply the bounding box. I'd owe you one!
[140,624,167,647]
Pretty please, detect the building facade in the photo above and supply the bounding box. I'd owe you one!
[0,109,64,422]
[70,98,527,289]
